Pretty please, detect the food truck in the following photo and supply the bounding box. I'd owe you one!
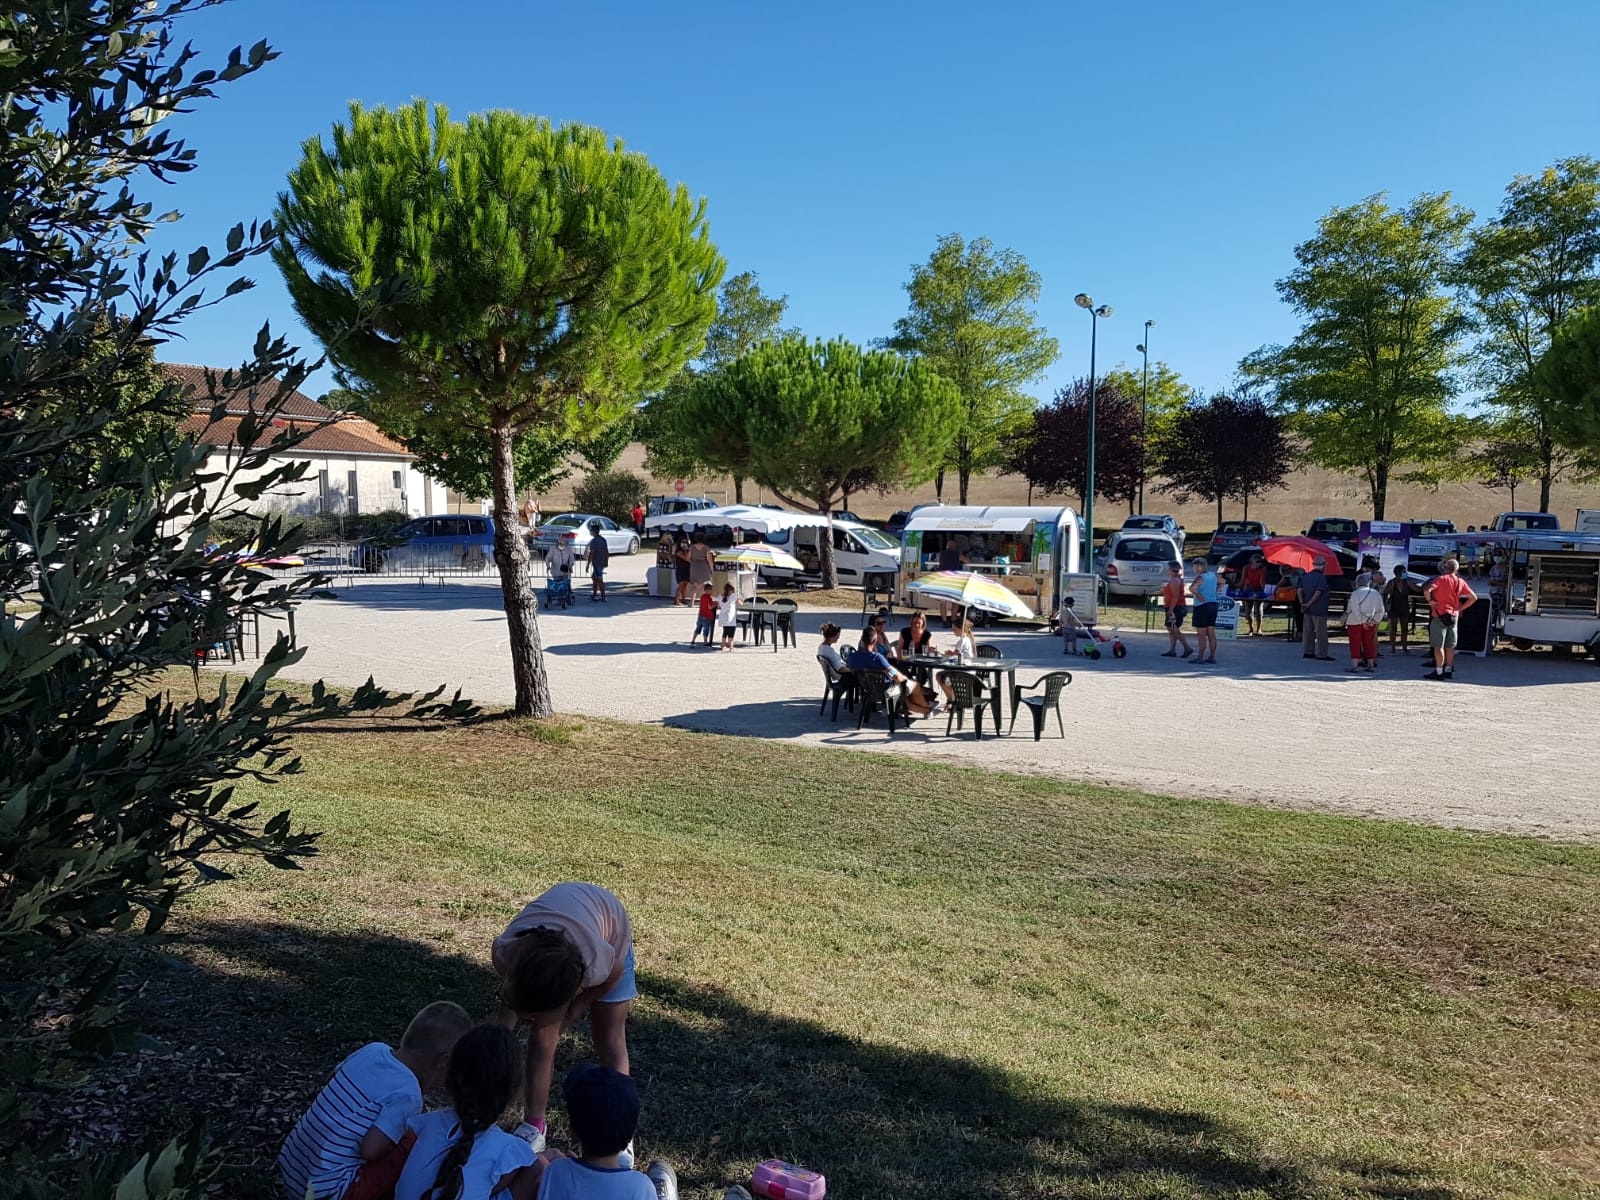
[896,505,1083,622]
[1500,531,1600,654]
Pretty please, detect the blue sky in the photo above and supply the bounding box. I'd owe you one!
[152,0,1600,401]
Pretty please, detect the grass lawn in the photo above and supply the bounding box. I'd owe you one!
[86,701,1600,1199]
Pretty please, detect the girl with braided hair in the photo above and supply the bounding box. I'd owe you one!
[393,1025,546,1200]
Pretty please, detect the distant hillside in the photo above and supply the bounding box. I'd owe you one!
[536,444,1600,534]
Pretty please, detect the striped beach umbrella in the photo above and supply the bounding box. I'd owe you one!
[907,570,1035,619]
[713,544,805,571]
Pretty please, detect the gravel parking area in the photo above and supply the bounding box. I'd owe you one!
[267,555,1600,841]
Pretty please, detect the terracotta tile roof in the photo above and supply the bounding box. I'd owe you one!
[161,362,334,421]
[179,413,412,459]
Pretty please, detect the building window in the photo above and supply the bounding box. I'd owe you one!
[392,469,402,489]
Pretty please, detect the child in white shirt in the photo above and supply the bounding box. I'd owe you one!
[716,583,740,651]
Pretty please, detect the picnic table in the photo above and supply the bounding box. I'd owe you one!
[905,654,1021,731]
[739,598,795,650]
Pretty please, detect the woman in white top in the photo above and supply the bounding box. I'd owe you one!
[1344,572,1387,673]
[938,618,979,704]
[817,623,849,674]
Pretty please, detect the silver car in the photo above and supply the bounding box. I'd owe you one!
[530,513,640,560]
[1096,532,1181,598]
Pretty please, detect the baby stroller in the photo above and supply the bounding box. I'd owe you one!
[544,575,574,609]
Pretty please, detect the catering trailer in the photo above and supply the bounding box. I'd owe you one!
[895,505,1083,621]
[1501,531,1600,654]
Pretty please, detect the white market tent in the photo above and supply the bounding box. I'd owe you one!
[643,504,833,535]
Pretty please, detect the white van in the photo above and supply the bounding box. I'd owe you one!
[760,519,901,589]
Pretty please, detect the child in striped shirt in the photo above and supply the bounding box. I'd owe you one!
[279,1001,473,1200]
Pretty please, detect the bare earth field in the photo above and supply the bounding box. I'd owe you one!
[267,554,1600,841]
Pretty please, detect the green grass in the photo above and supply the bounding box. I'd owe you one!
[106,709,1600,1198]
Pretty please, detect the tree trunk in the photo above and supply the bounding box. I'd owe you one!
[958,465,971,505]
[733,474,745,504]
[490,421,552,718]
[1538,470,1552,514]
[1242,492,1250,520]
[1509,481,1518,510]
[819,507,838,588]
[1371,462,1389,521]
[1216,493,1223,528]
[934,469,945,501]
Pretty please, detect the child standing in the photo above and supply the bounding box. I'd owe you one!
[1057,597,1088,656]
[394,1025,542,1200]
[279,1002,473,1200]
[535,1064,676,1199]
[493,884,637,1155]
[691,583,716,647]
[717,582,739,651]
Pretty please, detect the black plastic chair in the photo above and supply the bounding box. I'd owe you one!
[939,670,986,739]
[975,643,1003,660]
[817,656,856,720]
[1009,671,1072,741]
[855,671,903,734]
[773,599,799,650]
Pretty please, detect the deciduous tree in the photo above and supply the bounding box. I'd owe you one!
[1456,157,1600,511]
[884,234,1057,503]
[1001,378,1144,520]
[703,337,960,585]
[1538,305,1600,451]
[276,102,724,716]
[1243,193,1472,518]
[1153,393,1295,524]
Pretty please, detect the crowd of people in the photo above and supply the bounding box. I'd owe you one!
[1151,551,1481,678]
[817,606,1013,721]
[276,883,744,1200]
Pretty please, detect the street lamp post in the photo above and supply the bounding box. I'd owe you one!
[1074,293,1112,570]
[1136,320,1154,514]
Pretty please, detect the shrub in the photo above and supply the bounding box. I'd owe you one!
[0,3,474,1191]
[572,469,649,526]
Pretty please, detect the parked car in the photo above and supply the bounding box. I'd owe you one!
[1208,519,1270,562]
[885,510,913,536]
[1405,518,1456,537]
[1489,511,1560,532]
[1095,532,1182,598]
[1303,517,1359,547]
[831,509,862,524]
[352,514,496,573]
[531,512,640,559]
[1119,514,1185,554]
[647,496,718,517]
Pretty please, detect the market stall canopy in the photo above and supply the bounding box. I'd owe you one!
[903,506,1059,533]
[644,505,833,535]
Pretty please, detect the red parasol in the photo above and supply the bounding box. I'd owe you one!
[1258,535,1344,575]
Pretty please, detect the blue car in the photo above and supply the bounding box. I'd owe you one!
[353,515,496,573]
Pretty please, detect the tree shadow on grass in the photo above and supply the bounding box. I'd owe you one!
[74,921,1459,1200]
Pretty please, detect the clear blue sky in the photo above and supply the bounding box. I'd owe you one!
[153,0,1600,401]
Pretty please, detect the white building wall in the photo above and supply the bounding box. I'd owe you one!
[199,450,445,518]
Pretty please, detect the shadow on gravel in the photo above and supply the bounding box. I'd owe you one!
[53,921,1462,1200]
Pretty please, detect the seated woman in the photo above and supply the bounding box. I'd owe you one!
[895,611,933,659]
[937,618,981,704]
[865,611,893,655]
[818,622,850,675]
[847,627,932,717]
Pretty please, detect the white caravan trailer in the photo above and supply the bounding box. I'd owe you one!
[895,505,1083,621]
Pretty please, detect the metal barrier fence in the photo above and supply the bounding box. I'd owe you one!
[268,540,549,587]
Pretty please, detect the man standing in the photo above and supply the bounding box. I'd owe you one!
[1424,557,1477,680]
[1188,557,1219,665]
[631,501,645,538]
[588,522,611,602]
[1298,555,1334,661]
[1159,562,1194,659]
